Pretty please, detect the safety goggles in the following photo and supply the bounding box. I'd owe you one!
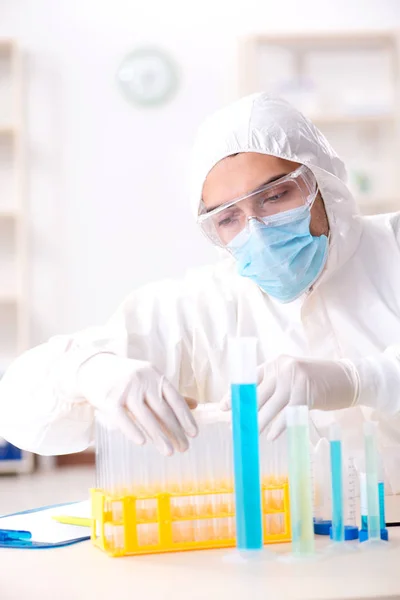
[197,165,318,247]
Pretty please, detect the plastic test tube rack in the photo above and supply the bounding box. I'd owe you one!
[91,404,291,557]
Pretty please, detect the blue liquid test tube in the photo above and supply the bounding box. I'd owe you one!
[378,481,386,530]
[329,423,344,543]
[377,457,386,531]
[364,422,381,542]
[229,337,263,552]
[287,406,315,556]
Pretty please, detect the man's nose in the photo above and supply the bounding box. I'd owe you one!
[240,200,262,220]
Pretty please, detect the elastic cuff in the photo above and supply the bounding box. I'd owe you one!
[338,358,360,407]
[352,353,400,415]
[58,348,118,404]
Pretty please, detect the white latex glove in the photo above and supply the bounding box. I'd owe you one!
[78,354,198,456]
[220,355,359,441]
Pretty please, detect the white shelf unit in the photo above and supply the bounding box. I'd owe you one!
[0,39,33,473]
[239,30,400,216]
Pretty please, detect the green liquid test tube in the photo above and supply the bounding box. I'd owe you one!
[287,406,315,556]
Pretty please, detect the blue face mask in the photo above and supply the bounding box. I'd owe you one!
[227,205,328,303]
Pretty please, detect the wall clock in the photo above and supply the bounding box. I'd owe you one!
[117,47,179,107]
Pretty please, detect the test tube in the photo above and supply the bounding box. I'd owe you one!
[359,471,368,532]
[312,438,332,535]
[287,406,314,556]
[345,457,357,529]
[341,455,360,541]
[229,337,263,552]
[329,423,344,543]
[377,457,386,531]
[364,422,380,542]
[378,482,386,530]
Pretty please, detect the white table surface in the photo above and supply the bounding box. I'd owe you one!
[1,467,400,600]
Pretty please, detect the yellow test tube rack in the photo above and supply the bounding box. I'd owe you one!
[91,478,291,557]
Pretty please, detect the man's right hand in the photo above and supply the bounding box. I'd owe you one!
[77,354,198,456]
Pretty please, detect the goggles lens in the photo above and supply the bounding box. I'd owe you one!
[197,165,317,247]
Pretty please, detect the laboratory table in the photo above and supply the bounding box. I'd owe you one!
[1,527,400,599]
[1,467,400,600]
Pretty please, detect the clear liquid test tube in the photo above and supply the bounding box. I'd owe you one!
[313,438,332,534]
[287,405,314,556]
[229,337,263,552]
[345,456,357,529]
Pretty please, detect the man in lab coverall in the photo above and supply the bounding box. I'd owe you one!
[1,94,400,491]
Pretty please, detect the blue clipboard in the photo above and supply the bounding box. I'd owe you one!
[0,502,91,549]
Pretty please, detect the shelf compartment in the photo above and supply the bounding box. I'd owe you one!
[0,219,18,298]
[0,303,18,366]
[0,134,16,212]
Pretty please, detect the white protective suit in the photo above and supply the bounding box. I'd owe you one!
[1,93,400,490]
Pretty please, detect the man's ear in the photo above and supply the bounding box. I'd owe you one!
[184,397,198,410]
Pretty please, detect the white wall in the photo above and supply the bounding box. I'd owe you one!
[1,0,400,343]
